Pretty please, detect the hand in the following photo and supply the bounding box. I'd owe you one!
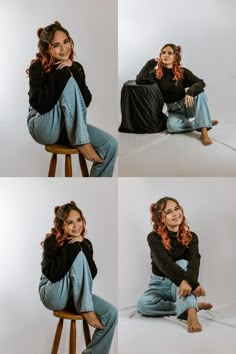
[184,95,194,108]
[56,59,72,70]
[68,236,83,244]
[192,285,206,297]
[178,280,192,298]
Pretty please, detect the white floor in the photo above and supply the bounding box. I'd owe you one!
[118,124,236,176]
[118,303,236,354]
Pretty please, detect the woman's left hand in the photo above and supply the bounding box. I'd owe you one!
[184,95,194,108]
[192,285,206,297]
[56,59,73,70]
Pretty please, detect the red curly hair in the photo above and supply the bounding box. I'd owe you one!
[26,21,75,74]
[150,197,192,251]
[156,43,184,83]
[42,201,86,248]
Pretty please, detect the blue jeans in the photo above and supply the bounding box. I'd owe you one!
[136,259,198,320]
[39,252,117,354]
[166,92,212,133]
[27,77,117,177]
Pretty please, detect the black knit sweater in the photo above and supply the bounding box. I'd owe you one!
[41,234,97,282]
[136,58,205,103]
[28,60,92,114]
[147,230,201,290]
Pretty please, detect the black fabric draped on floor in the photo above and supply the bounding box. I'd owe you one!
[118,80,167,134]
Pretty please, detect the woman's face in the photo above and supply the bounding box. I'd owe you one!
[160,46,175,68]
[64,209,85,238]
[162,200,183,231]
[50,30,72,61]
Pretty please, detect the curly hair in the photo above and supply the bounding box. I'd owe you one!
[150,197,192,251]
[27,21,75,74]
[42,201,86,247]
[156,43,184,83]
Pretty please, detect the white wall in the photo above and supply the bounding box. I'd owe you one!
[0,0,118,176]
[0,178,118,354]
[118,177,236,309]
[119,0,236,123]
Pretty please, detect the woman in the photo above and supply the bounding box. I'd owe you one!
[136,197,212,332]
[39,201,117,353]
[27,21,117,177]
[136,44,218,146]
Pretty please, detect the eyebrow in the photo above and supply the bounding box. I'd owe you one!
[66,217,81,222]
[51,38,69,45]
[165,206,179,212]
[164,208,172,213]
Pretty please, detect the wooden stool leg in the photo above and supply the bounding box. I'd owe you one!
[69,320,76,354]
[65,154,72,177]
[48,153,57,177]
[51,318,64,354]
[78,154,89,177]
[82,320,91,346]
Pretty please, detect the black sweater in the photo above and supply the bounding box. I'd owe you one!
[136,58,205,103]
[41,234,97,282]
[28,60,92,114]
[147,230,201,290]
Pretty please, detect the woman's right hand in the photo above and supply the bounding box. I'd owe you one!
[178,280,192,298]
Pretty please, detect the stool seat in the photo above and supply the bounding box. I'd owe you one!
[51,310,91,354]
[53,310,83,321]
[45,144,79,155]
[44,144,89,177]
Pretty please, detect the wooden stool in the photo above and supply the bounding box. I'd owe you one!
[45,144,89,177]
[51,310,91,354]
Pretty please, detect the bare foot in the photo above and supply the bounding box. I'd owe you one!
[198,302,213,311]
[201,128,212,146]
[187,307,202,333]
[211,120,218,126]
[81,311,105,329]
[77,143,104,163]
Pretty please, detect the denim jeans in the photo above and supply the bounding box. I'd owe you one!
[136,259,198,320]
[39,252,117,354]
[166,92,212,133]
[27,77,117,177]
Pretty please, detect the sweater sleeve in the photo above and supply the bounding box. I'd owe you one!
[136,58,157,84]
[81,238,97,279]
[28,61,72,114]
[183,68,206,97]
[183,232,201,287]
[41,235,82,282]
[70,62,92,108]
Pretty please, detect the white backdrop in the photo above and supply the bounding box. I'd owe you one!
[119,0,236,123]
[0,0,118,176]
[118,177,236,310]
[0,178,118,354]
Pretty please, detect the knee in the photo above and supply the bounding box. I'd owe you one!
[176,259,188,270]
[136,295,152,314]
[166,116,180,133]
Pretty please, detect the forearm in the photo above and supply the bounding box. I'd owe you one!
[136,59,157,84]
